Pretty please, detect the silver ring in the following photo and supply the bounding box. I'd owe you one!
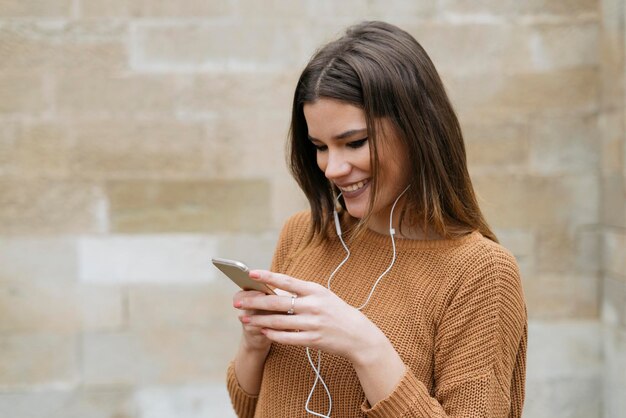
[287,295,296,315]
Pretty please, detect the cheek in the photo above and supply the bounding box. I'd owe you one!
[316,152,327,172]
[357,148,372,172]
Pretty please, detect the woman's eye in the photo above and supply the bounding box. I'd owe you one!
[347,138,368,149]
[313,144,328,152]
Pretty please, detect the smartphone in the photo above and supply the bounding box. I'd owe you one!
[211,257,276,295]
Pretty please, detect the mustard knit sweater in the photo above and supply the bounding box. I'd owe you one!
[227,211,527,417]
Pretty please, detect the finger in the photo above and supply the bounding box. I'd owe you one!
[244,313,310,331]
[261,328,319,347]
[233,290,271,309]
[241,294,302,314]
[249,270,318,296]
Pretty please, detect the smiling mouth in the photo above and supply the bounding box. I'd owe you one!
[338,179,369,193]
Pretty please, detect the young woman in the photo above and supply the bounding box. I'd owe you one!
[227,21,527,418]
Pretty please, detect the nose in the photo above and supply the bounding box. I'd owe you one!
[323,149,351,180]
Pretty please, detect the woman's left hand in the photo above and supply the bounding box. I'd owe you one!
[236,269,387,365]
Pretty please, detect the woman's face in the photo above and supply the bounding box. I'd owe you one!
[303,98,410,232]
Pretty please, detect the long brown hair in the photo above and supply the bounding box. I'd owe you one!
[288,21,497,243]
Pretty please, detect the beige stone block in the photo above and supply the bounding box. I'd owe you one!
[473,174,598,229]
[529,115,598,175]
[71,121,208,179]
[0,74,48,115]
[0,22,128,74]
[441,73,495,111]
[0,237,77,282]
[208,112,290,179]
[0,282,76,333]
[526,321,603,416]
[492,69,599,112]
[353,0,438,18]
[599,31,625,109]
[604,229,626,277]
[78,235,219,284]
[535,225,601,274]
[131,21,313,71]
[1,122,72,178]
[576,226,603,274]
[0,282,123,332]
[602,175,626,227]
[304,0,436,18]
[128,285,218,328]
[0,179,106,234]
[106,179,272,233]
[410,23,531,76]
[524,377,602,418]
[602,275,626,327]
[599,110,625,176]
[0,123,15,175]
[178,72,297,116]
[439,0,518,17]
[529,22,599,71]
[80,0,233,17]
[55,73,179,116]
[0,0,73,17]
[524,272,599,319]
[131,22,231,70]
[0,334,78,388]
[0,391,72,418]
[527,320,602,379]
[0,25,53,74]
[144,327,239,382]
[447,69,599,114]
[518,0,598,16]
[81,332,141,386]
[135,384,237,418]
[464,121,529,170]
[79,285,125,331]
[271,177,308,229]
[233,0,308,17]
[603,326,626,418]
[19,389,134,418]
[601,0,625,31]
[82,328,239,385]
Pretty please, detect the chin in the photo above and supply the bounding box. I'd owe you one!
[344,204,367,220]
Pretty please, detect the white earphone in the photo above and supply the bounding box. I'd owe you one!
[304,184,410,418]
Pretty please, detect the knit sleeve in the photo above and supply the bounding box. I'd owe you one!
[226,361,259,418]
[225,211,312,417]
[362,247,527,418]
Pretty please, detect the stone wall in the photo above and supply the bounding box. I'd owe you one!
[0,1,620,417]
[600,0,626,417]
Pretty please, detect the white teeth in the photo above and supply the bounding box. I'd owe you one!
[340,180,367,192]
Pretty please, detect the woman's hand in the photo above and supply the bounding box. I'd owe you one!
[233,289,274,354]
[235,269,388,365]
[235,270,408,405]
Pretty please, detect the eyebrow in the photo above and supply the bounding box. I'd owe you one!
[307,128,368,142]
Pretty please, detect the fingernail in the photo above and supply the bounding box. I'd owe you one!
[233,300,242,308]
[249,270,260,279]
[241,315,250,323]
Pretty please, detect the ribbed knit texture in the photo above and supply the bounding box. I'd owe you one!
[227,211,527,417]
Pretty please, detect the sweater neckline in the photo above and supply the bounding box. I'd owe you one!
[340,213,482,250]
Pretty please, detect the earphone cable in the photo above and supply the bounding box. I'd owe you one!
[304,185,410,417]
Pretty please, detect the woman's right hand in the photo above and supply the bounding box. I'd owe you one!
[233,289,274,353]
[233,288,285,395]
